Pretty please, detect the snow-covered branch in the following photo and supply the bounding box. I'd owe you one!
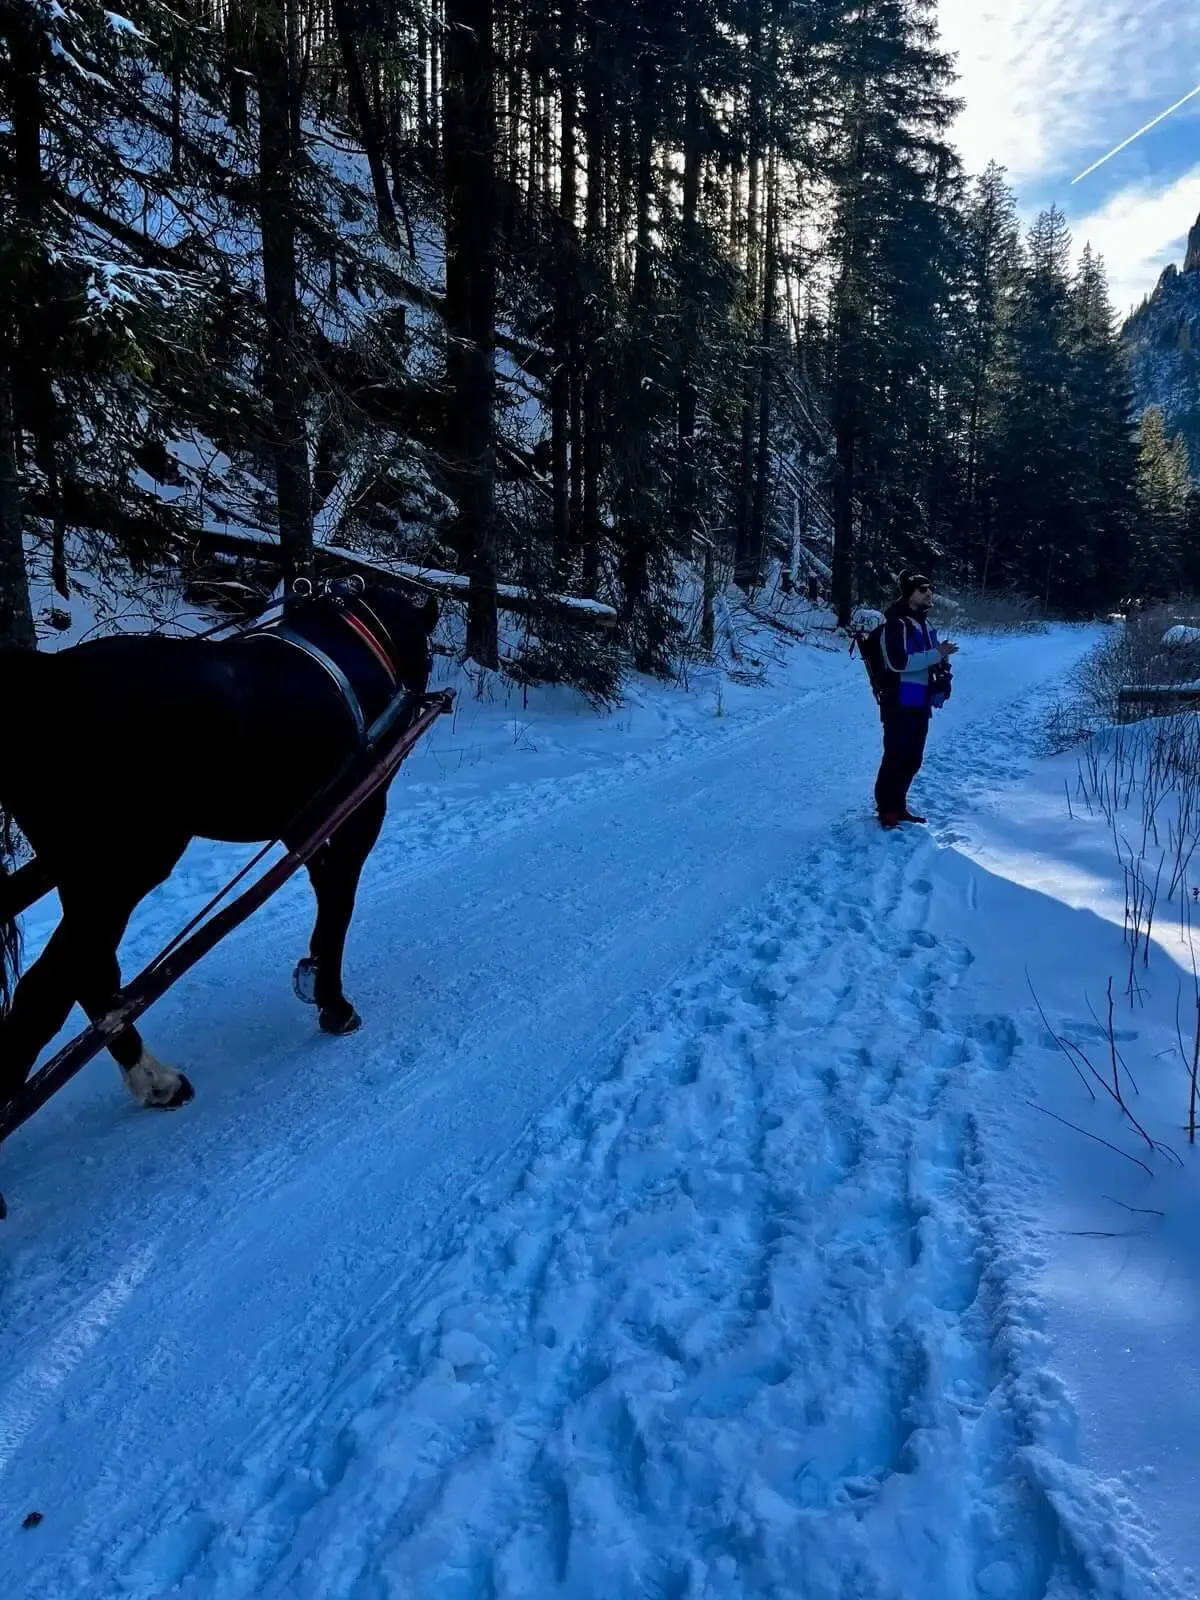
[312,434,397,548]
[199,527,620,629]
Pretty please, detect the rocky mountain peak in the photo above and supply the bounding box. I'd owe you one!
[1184,212,1200,275]
[1121,211,1200,481]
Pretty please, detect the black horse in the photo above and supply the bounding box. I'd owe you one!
[0,579,439,1117]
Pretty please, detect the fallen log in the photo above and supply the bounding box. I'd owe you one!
[1117,683,1200,719]
[744,604,808,641]
[193,528,618,630]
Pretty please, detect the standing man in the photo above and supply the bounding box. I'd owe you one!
[874,572,957,829]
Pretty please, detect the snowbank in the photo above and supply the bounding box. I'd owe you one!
[935,709,1200,1589]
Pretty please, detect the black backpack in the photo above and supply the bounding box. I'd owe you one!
[850,622,888,705]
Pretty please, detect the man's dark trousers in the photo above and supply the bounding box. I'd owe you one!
[875,706,931,817]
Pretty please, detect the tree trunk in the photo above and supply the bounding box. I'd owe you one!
[750,143,779,583]
[830,95,867,629]
[0,373,36,653]
[788,494,802,588]
[331,0,401,245]
[612,117,632,284]
[831,226,861,630]
[734,398,757,586]
[831,233,862,626]
[443,0,499,667]
[506,32,523,198]
[728,88,742,259]
[9,17,43,222]
[540,78,553,203]
[701,541,715,653]
[674,68,702,556]
[170,49,184,177]
[226,9,249,130]
[416,9,429,148]
[285,0,303,153]
[9,11,66,599]
[733,3,763,586]
[616,48,657,653]
[550,0,577,579]
[254,0,314,585]
[631,55,654,315]
[743,2,762,304]
[979,514,995,594]
[579,49,605,595]
[831,405,856,628]
[429,0,441,169]
[831,227,862,629]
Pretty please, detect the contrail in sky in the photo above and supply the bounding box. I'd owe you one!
[1072,82,1200,183]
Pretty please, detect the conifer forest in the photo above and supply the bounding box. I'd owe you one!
[2,0,1197,683]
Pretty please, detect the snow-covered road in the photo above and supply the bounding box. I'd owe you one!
[3,625,1175,1598]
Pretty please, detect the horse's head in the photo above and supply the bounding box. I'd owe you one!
[354,580,440,699]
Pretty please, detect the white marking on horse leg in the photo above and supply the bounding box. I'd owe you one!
[122,1049,188,1109]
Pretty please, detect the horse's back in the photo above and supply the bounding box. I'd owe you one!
[5,633,357,846]
[20,636,250,769]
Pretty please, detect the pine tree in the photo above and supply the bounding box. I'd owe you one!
[0,370,35,651]
[0,0,202,636]
[254,0,315,584]
[989,206,1075,606]
[1135,407,1192,596]
[958,162,1022,585]
[1061,245,1138,609]
[825,0,962,622]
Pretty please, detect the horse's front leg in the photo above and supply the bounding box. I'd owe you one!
[76,933,193,1111]
[293,789,387,1036]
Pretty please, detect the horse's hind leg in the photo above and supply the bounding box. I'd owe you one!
[293,789,387,1037]
[0,862,191,1112]
[0,916,85,1106]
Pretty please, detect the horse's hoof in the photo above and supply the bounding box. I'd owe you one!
[293,958,318,1006]
[126,1053,195,1111]
[318,1003,361,1036]
[172,1072,195,1107]
[148,1075,195,1113]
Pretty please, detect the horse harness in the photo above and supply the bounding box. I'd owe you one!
[243,580,410,748]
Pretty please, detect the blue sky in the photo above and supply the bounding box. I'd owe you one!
[936,0,1200,317]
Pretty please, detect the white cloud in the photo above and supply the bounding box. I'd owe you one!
[1064,167,1200,317]
[936,3,1200,306]
[936,0,1200,182]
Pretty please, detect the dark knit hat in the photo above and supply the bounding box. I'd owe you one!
[899,570,932,601]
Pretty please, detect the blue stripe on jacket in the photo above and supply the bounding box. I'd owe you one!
[880,615,940,710]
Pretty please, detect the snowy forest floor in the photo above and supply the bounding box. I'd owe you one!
[0,619,1197,1599]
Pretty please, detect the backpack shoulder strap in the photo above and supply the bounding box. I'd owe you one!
[903,616,936,651]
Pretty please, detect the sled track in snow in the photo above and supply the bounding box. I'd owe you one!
[83,687,1174,1600]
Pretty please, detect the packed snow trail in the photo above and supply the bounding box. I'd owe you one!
[174,835,1151,1600]
[0,627,1171,1597]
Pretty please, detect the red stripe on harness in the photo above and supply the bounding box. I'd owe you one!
[340,609,397,683]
